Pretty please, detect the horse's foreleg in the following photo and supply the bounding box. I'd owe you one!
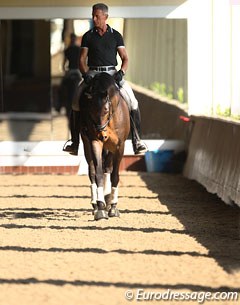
[108,187,120,217]
[95,183,109,220]
[111,186,119,204]
[104,172,112,196]
[108,149,123,218]
[104,172,112,211]
[82,136,98,212]
[90,182,97,213]
[91,182,107,218]
[92,140,108,220]
[103,152,113,210]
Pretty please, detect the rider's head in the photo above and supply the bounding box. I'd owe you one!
[92,3,109,28]
[70,33,77,43]
[92,3,108,14]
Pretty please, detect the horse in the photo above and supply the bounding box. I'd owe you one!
[58,70,82,126]
[79,72,130,220]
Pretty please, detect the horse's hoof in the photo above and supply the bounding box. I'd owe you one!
[108,207,120,218]
[92,203,97,215]
[94,209,109,221]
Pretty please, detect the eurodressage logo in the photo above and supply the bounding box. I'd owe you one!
[230,0,240,4]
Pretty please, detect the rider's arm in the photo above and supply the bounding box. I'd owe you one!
[117,47,129,75]
[79,47,89,74]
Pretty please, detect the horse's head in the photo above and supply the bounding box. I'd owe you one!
[84,73,118,142]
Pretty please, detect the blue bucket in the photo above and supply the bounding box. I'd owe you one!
[145,150,174,173]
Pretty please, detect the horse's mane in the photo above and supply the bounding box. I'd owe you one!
[91,73,117,97]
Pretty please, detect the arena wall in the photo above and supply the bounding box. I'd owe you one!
[131,83,188,141]
[133,84,240,208]
[184,116,240,208]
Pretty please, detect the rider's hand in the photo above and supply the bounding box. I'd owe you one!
[114,70,125,85]
[82,72,93,85]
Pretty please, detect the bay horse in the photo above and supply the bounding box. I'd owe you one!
[80,72,130,220]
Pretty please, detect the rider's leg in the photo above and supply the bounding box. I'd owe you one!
[130,108,148,154]
[63,81,86,155]
[120,81,148,155]
[63,110,81,155]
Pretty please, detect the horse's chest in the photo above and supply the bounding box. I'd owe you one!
[104,129,119,152]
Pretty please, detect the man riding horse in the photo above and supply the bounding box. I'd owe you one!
[63,2,147,156]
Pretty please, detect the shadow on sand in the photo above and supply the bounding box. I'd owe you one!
[140,172,240,274]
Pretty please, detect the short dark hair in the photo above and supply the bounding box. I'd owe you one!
[92,3,108,14]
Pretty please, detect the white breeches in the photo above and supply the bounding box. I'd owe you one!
[72,70,138,111]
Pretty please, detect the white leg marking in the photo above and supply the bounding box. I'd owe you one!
[97,186,105,203]
[90,183,97,204]
[111,187,118,204]
[104,173,112,196]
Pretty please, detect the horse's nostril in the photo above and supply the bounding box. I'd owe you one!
[97,133,107,141]
[102,133,108,142]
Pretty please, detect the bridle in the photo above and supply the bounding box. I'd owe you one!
[94,94,113,132]
[84,80,121,141]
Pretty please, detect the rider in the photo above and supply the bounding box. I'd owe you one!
[63,33,81,74]
[57,33,81,113]
[63,3,148,156]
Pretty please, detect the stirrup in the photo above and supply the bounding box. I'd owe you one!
[62,140,78,156]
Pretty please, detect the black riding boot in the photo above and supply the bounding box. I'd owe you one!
[130,108,148,155]
[63,110,80,155]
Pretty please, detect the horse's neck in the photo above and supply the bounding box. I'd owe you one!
[110,94,119,111]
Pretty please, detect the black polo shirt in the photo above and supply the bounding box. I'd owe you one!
[81,25,124,67]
